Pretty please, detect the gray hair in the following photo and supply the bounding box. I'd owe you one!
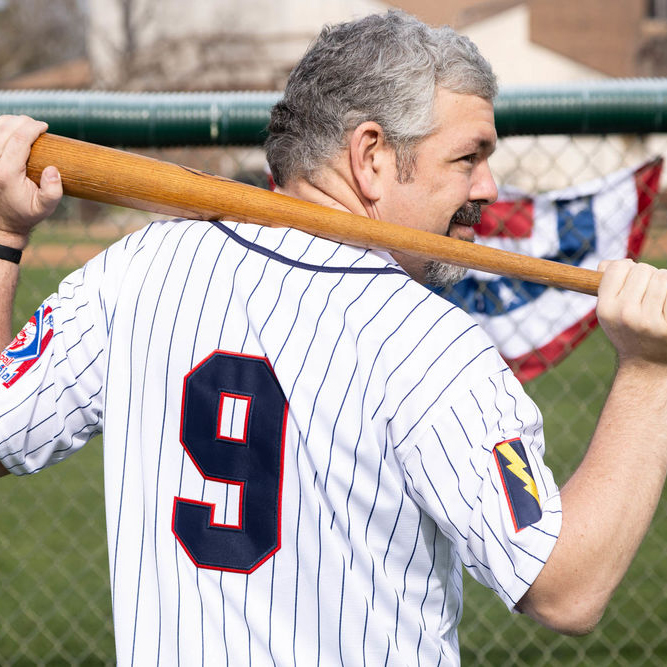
[265,10,497,187]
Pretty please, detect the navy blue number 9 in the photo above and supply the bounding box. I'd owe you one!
[172,351,288,573]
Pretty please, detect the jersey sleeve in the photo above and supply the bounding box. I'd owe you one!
[0,238,132,475]
[402,366,562,612]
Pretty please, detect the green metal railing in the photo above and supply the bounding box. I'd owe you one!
[1,78,667,146]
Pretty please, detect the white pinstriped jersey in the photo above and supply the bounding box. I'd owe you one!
[0,219,562,666]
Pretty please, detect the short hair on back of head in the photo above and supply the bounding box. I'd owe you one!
[265,10,497,187]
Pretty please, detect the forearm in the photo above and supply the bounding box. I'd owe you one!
[0,231,28,349]
[0,232,28,476]
[519,360,667,633]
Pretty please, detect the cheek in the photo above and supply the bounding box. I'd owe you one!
[382,176,469,231]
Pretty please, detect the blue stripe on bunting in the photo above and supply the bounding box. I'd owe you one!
[555,195,596,263]
[428,193,598,315]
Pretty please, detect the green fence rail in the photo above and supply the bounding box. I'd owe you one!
[1,78,667,146]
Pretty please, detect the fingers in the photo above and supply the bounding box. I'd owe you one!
[0,115,47,163]
[0,115,61,238]
[597,259,667,365]
[638,267,667,332]
[597,258,634,300]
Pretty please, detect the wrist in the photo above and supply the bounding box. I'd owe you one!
[0,229,29,251]
[615,357,667,391]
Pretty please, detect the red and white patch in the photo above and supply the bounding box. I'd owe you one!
[0,305,54,388]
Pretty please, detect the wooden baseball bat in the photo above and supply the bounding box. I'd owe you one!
[26,133,602,295]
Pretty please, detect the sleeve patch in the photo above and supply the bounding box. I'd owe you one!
[493,438,542,532]
[0,305,54,388]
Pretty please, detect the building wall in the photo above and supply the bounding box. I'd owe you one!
[461,4,604,86]
[529,0,645,77]
[386,0,523,28]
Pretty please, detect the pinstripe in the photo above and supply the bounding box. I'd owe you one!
[393,590,400,650]
[402,508,422,601]
[273,265,324,368]
[338,553,348,667]
[177,231,231,667]
[291,429,306,661]
[468,387,488,437]
[463,536,513,600]
[26,386,98,446]
[25,350,103,453]
[391,333,491,451]
[315,499,327,666]
[382,493,404,574]
[362,598,369,665]
[112,223,176,618]
[371,302,457,419]
[21,411,102,475]
[289,269,353,660]
[154,224,213,665]
[481,517,531,598]
[217,229,260,345]
[219,576,229,667]
[340,281,414,546]
[410,444,467,541]
[130,223,197,666]
[321,278,383,497]
[431,428,474,511]
[244,576,251,667]
[257,235,322,341]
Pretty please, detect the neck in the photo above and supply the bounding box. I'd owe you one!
[277,161,374,219]
[274,167,422,283]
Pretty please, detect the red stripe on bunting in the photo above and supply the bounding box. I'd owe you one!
[628,158,663,258]
[508,309,598,383]
[478,199,534,238]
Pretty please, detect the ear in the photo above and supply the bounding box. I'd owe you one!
[348,121,394,202]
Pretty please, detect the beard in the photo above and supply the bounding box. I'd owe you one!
[424,202,481,289]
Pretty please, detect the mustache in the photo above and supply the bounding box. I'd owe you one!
[449,202,482,227]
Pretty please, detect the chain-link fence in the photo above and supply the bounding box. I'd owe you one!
[1,106,667,664]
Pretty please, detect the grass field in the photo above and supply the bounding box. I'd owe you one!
[2,261,667,664]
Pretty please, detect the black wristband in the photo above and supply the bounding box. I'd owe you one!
[0,244,22,264]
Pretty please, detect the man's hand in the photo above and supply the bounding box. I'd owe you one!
[596,258,667,367]
[0,115,62,249]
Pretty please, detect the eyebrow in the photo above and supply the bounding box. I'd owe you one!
[458,136,497,156]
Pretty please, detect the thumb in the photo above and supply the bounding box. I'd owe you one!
[37,165,63,215]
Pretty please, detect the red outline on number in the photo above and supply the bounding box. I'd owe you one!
[173,349,289,574]
[216,391,251,443]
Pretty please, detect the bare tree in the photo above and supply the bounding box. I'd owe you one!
[0,0,86,81]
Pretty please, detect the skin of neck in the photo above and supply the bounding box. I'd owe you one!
[274,148,428,281]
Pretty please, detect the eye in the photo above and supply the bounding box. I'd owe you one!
[458,153,477,165]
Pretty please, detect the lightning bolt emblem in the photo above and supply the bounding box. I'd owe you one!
[496,440,540,504]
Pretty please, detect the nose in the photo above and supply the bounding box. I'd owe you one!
[470,160,498,205]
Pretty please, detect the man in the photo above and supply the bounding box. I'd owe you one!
[1,10,667,666]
